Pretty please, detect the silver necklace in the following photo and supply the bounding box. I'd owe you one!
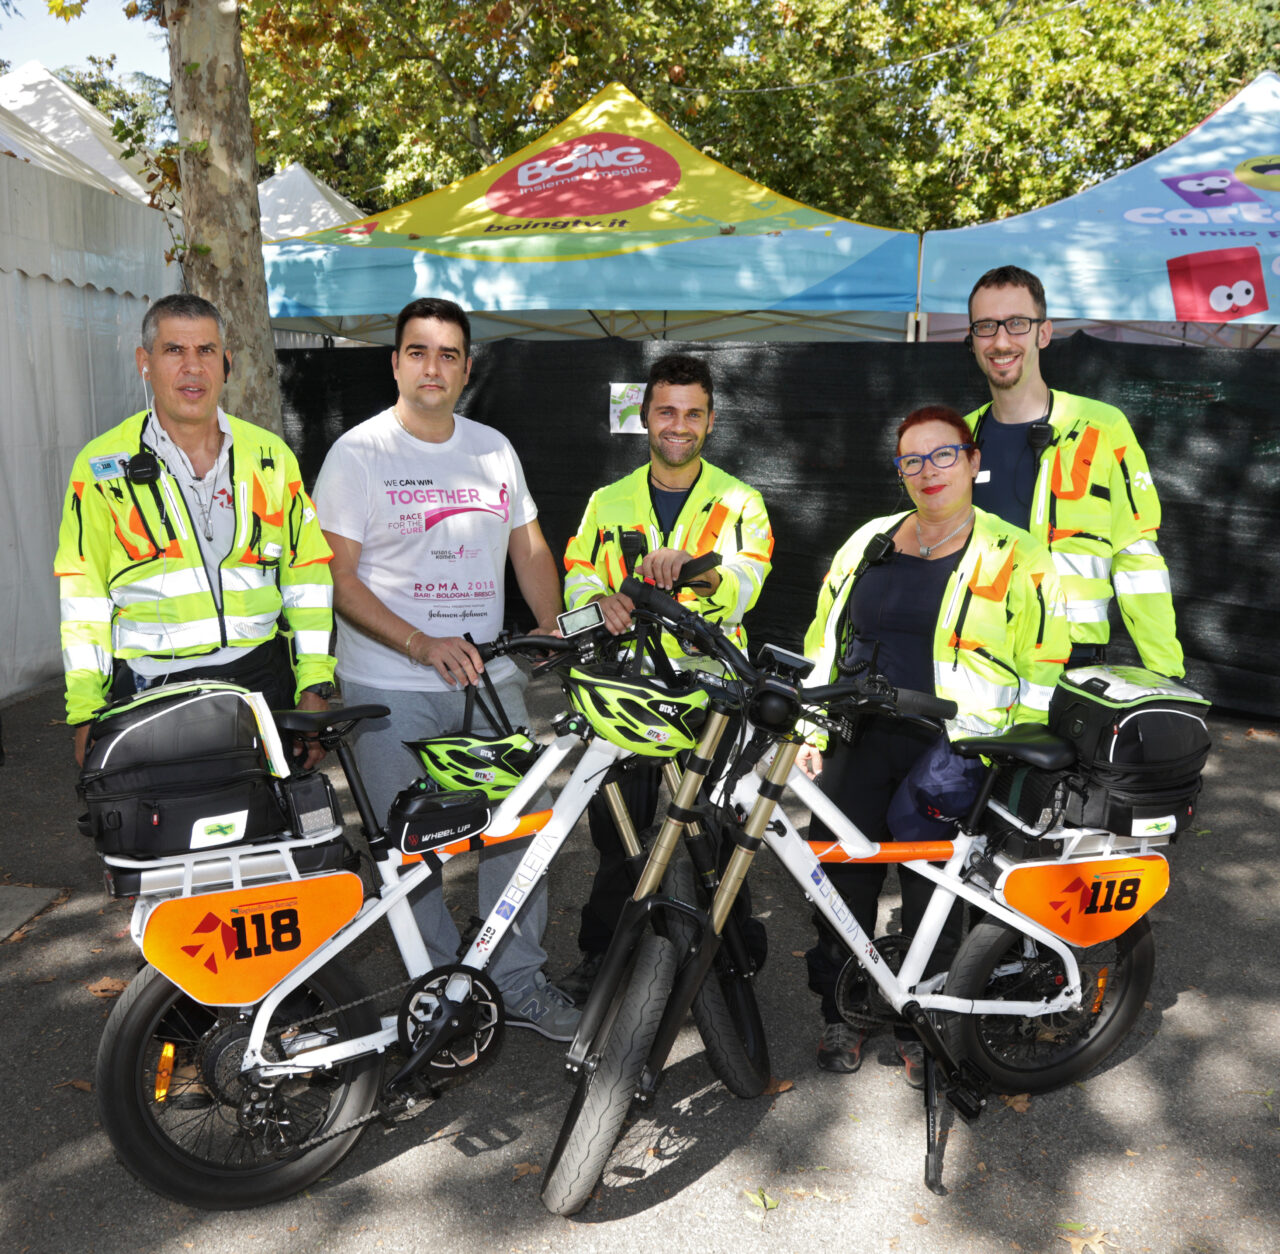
[916,508,973,558]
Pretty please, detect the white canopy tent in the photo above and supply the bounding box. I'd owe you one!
[0,153,178,702]
[0,60,153,202]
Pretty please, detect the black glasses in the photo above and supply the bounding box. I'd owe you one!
[893,443,974,476]
[968,316,1046,337]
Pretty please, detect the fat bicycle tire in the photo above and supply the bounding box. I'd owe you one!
[541,933,678,1216]
[943,916,1155,1095]
[96,960,381,1209]
[666,856,771,1098]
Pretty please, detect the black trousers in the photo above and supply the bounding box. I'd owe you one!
[805,715,964,1026]
[109,635,297,711]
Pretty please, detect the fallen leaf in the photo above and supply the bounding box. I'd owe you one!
[1246,727,1276,739]
[1002,1093,1032,1112]
[3,926,29,944]
[762,1076,794,1095]
[744,1187,778,1213]
[791,950,806,958]
[1059,1228,1121,1248]
[911,1212,928,1225]
[512,1161,540,1179]
[86,977,128,999]
[53,1079,93,1092]
[1124,1148,1140,1157]
[1057,1227,1119,1253]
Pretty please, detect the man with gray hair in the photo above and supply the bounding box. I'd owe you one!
[55,293,336,765]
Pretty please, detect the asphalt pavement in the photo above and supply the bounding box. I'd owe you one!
[1,674,1277,1254]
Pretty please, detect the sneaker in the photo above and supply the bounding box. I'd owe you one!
[558,952,603,1003]
[504,974,582,1042]
[897,1039,926,1089]
[816,1022,865,1073]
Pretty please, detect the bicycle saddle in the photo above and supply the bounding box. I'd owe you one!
[952,723,1075,771]
[274,703,390,734]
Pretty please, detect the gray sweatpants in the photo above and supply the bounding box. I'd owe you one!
[341,671,549,998]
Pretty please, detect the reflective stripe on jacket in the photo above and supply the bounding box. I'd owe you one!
[54,410,335,724]
[965,390,1183,676]
[803,508,1070,743]
[563,461,773,655]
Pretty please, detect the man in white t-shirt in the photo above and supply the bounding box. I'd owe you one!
[313,297,575,1040]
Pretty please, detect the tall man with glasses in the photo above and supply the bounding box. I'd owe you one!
[962,265,1184,676]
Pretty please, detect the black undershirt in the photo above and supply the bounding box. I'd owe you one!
[651,483,692,534]
[842,548,962,694]
[973,417,1039,533]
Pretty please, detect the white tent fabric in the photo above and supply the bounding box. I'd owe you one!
[1,154,178,702]
[258,163,362,242]
[0,102,126,197]
[0,61,152,202]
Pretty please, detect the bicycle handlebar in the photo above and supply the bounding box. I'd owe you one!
[618,574,958,725]
[473,634,579,665]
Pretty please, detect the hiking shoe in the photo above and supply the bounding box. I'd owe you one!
[816,1022,865,1073]
[504,974,582,1042]
[897,1039,926,1089]
[558,952,603,1003]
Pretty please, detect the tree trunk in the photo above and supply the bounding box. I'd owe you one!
[163,0,282,436]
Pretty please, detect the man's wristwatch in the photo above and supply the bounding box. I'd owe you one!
[303,682,336,700]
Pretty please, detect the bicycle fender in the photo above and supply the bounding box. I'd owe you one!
[996,854,1169,946]
[141,872,363,1005]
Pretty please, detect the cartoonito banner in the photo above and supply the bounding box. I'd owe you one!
[920,72,1280,324]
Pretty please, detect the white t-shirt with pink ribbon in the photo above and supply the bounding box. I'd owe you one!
[315,409,538,691]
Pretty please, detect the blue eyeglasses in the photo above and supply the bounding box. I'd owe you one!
[893,443,974,476]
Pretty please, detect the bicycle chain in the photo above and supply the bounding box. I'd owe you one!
[243,973,434,1157]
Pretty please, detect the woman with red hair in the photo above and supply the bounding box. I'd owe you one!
[799,405,1070,1082]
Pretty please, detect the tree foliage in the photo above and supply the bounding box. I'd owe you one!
[241,0,1271,230]
[53,53,174,149]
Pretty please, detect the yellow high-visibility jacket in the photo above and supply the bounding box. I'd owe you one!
[563,461,773,656]
[965,391,1183,676]
[54,411,334,725]
[805,508,1070,742]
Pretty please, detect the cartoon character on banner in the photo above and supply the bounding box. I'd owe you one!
[1161,171,1261,208]
[1166,246,1270,321]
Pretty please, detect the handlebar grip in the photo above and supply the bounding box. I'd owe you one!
[619,575,680,616]
[894,687,958,721]
[475,635,576,664]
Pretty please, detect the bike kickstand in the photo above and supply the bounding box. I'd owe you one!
[923,1053,947,1196]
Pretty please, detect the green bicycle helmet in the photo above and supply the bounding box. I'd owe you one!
[405,730,542,800]
[561,667,708,757]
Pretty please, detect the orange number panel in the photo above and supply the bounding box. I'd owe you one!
[1001,855,1169,946]
[142,872,363,1005]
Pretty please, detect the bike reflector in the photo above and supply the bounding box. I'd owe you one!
[998,855,1169,946]
[141,871,363,1005]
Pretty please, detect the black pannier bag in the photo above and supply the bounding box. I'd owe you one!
[78,682,286,858]
[1048,665,1211,839]
[387,781,491,857]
